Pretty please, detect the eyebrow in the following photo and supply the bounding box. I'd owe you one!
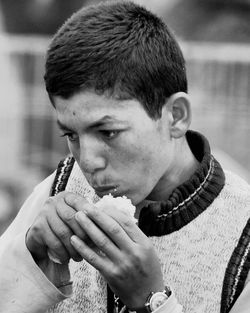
[56,115,122,131]
[91,115,120,127]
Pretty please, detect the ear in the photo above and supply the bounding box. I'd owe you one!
[166,92,191,139]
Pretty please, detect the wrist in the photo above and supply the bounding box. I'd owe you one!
[128,286,171,313]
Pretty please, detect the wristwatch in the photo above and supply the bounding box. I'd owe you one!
[131,286,171,313]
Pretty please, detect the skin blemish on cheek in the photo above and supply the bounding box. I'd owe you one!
[73,111,76,116]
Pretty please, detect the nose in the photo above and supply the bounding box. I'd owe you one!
[78,135,106,174]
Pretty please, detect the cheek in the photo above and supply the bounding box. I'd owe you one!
[113,140,158,177]
[120,133,169,184]
[119,147,162,203]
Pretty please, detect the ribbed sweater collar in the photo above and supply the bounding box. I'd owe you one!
[138,130,225,236]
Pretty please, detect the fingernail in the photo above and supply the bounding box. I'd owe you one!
[75,211,85,222]
[64,193,76,205]
[47,250,62,264]
[71,235,81,247]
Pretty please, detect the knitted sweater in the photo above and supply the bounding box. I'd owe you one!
[47,131,250,313]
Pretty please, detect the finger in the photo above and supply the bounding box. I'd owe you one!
[46,209,82,262]
[26,223,49,261]
[82,199,146,248]
[65,193,145,244]
[67,193,141,250]
[70,235,110,272]
[74,211,122,260]
[64,192,90,212]
[44,220,70,264]
[54,193,96,255]
[100,204,148,244]
[55,196,88,241]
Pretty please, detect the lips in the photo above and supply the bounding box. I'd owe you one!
[94,185,118,197]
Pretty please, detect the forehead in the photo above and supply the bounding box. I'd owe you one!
[54,91,148,125]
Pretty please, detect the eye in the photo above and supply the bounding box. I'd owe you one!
[100,130,119,140]
[60,132,78,142]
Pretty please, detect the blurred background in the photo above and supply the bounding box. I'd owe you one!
[0,0,250,235]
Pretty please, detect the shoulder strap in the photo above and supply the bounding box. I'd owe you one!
[50,155,75,196]
[221,218,250,312]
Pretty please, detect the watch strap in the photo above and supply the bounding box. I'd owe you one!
[129,286,171,313]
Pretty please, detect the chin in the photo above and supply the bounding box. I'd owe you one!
[127,192,147,206]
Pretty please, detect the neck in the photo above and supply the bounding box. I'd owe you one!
[147,136,200,202]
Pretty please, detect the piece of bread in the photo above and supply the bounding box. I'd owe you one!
[95,194,137,223]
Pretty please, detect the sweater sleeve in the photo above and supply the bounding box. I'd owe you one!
[0,172,72,313]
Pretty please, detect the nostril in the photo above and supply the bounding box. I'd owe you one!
[79,137,107,173]
[80,156,106,174]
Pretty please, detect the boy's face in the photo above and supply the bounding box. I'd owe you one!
[54,90,175,205]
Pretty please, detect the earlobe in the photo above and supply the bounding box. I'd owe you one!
[168,92,191,139]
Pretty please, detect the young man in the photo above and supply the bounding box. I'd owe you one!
[0,1,250,312]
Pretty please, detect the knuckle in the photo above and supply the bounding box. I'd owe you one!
[68,193,85,207]
[45,196,55,206]
[72,197,82,206]
[120,260,131,273]
[29,226,41,240]
[50,240,64,252]
[57,228,72,241]
[29,222,41,234]
[62,210,75,224]
[109,225,120,236]
[122,216,133,228]
[97,237,109,249]
[70,197,86,211]
[109,266,119,279]
[88,252,97,264]
[89,206,100,218]
[131,242,154,264]
[26,227,40,246]
[130,247,148,265]
[30,218,46,236]
[110,265,128,281]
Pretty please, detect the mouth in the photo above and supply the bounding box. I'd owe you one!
[94,185,119,197]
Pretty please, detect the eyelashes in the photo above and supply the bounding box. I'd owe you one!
[60,130,121,142]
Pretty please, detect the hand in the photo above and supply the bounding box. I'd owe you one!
[26,191,87,265]
[65,193,164,310]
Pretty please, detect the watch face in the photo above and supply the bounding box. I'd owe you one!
[150,292,169,311]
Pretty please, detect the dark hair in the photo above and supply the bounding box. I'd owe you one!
[44,1,187,119]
